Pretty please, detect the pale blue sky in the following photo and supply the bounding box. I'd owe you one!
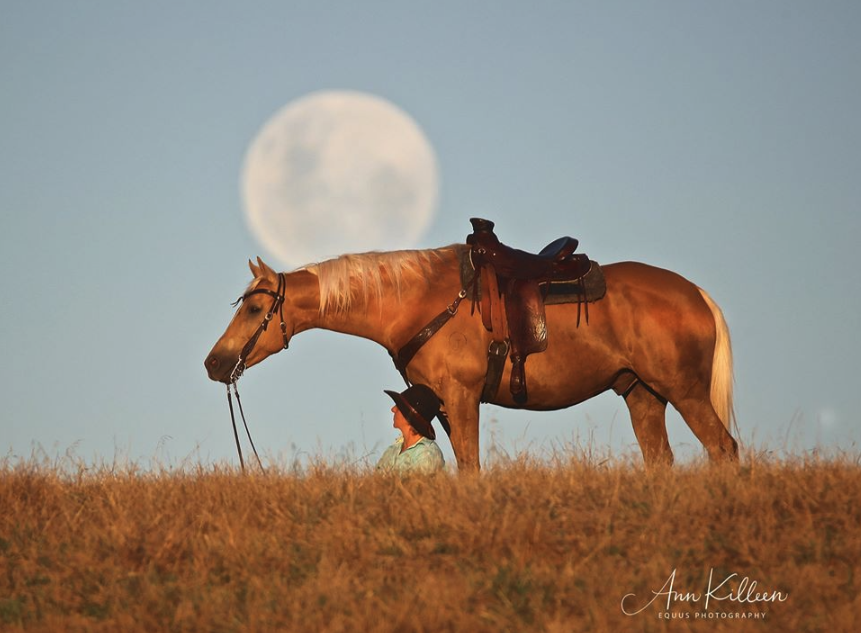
[2,1,859,468]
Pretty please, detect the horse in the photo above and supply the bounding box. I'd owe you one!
[204,244,739,471]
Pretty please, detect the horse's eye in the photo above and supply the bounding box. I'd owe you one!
[248,305,263,315]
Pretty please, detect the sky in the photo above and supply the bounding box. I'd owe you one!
[2,1,859,470]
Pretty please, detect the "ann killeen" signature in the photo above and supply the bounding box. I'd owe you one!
[621,568,789,616]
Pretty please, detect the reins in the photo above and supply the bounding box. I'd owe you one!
[226,383,263,472]
[225,272,290,473]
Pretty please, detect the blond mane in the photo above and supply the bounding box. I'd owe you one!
[305,245,464,315]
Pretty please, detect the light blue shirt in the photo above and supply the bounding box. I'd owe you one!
[376,436,446,474]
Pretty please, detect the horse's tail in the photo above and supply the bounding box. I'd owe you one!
[697,287,737,436]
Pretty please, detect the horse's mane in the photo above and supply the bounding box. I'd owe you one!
[305,244,464,315]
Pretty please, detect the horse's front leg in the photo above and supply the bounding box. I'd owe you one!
[439,381,482,473]
[406,318,486,472]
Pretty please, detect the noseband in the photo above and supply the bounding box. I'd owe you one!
[225,272,290,473]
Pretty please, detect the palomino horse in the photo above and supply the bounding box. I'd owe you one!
[205,245,738,471]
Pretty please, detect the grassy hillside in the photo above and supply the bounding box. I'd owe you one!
[1,451,859,632]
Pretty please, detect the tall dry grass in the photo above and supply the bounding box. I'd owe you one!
[1,448,859,632]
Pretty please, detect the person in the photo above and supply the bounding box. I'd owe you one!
[376,384,446,474]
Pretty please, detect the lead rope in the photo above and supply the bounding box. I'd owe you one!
[233,382,265,472]
[226,385,245,471]
[226,383,265,473]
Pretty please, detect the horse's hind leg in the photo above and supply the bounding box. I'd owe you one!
[673,395,739,463]
[624,383,673,467]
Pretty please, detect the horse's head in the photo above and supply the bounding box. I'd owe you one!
[204,257,298,384]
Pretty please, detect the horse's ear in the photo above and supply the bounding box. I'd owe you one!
[256,257,277,279]
[248,259,261,278]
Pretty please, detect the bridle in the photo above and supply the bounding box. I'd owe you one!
[225,272,290,472]
[229,272,290,382]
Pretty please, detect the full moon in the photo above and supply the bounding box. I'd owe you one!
[241,90,440,268]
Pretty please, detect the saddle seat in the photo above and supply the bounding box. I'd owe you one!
[539,236,580,260]
[466,218,594,404]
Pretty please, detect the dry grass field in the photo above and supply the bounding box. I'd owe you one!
[1,448,859,632]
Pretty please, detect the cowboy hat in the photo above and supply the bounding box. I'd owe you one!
[384,384,441,440]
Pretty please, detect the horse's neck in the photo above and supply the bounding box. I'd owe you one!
[306,254,463,353]
[313,283,444,352]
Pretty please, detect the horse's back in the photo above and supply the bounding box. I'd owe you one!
[601,261,705,297]
[504,260,717,409]
[547,260,710,331]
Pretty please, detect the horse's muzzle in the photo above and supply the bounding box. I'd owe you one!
[204,353,234,384]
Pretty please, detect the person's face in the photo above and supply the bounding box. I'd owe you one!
[392,404,412,436]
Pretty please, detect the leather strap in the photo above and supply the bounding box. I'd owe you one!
[391,289,467,383]
[227,383,265,473]
[224,273,288,471]
[482,339,509,402]
[230,273,290,383]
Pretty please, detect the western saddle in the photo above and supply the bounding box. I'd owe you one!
[467,218,594,404]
